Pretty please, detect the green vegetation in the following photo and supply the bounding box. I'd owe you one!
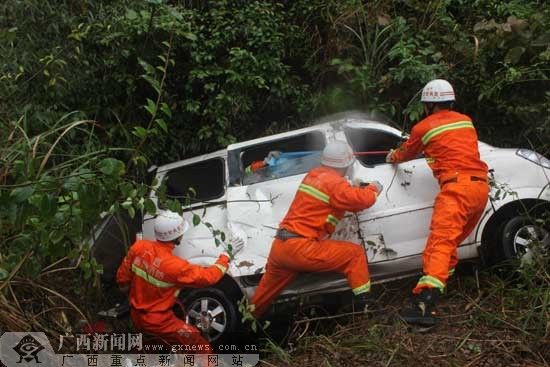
[262,265,550,366]
[1,0,549,364]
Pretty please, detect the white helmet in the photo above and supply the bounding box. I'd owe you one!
[421,79,455,103]
[321,140,355,168]
[154,210,189,242]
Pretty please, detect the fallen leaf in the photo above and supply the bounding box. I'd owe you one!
[237,260,255,268]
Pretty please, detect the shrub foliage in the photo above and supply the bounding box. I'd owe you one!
[0,0,548,337]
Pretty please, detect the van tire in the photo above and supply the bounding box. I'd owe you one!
[500,215,549,261]
[180,288,239,344]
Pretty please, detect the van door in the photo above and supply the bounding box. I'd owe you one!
[342,123,438,279]
[224,129,328,281]
[143,152,229,265]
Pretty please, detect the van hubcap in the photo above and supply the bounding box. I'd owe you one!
[186,297,227,341]
[513,224,549,262]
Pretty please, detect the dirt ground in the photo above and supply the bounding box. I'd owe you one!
[3,262,547,367]
[258,268,550,367]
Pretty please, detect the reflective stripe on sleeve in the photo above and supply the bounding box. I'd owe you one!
[416,275,445,292]
[352,281,371,295]
[326,214,340,226]
[131,264,174,288]
[421,121,474,145]
[214,263,227,274]
[298,184,330,204]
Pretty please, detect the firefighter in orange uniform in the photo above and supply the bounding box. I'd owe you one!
[387,79,489,326]
[116,210,244,351]
[251,140,383,318]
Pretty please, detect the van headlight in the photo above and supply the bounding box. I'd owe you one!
[516,149,550,169]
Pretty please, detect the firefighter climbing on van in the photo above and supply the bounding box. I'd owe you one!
[116,210,244,351]
[250,140,383,318]
[386,79,489,326]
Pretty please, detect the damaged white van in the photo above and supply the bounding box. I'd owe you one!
[140,113,550,341]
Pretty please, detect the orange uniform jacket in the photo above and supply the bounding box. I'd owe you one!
[389,109,489,293]
[116,240,229,312]
[280,166,379,239]
[390,110,488,183]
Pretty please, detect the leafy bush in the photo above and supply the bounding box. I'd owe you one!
[0,116,157,280]
[0,0,548,336]
[1,0,313,164]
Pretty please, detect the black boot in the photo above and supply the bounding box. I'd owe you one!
[400,288,440,326]
[352,292,376,313]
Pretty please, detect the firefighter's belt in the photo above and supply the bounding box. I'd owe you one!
[275,229,304,241]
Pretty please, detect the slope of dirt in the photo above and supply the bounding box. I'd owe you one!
[259,269,550,367]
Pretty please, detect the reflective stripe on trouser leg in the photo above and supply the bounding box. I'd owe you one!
[352,281,371,295]
[415,179,489,294]
[257,238,371,306]
[415,275,446,293]
[294,239,370,295]
[416,188,464,293]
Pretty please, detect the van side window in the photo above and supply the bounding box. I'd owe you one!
[238,131,326,185]
[344,127,402,166]
[165,158,225,203]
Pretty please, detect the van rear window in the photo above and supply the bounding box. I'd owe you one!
[165,158,225,202]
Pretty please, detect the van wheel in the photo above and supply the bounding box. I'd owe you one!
[180,288,238,343]
[500,216,549,263]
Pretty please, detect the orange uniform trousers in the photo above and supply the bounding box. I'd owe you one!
[414,173,489,293]
[131,309,211,354]
[251,237,370,318]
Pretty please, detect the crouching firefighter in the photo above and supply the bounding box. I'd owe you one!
[250,140,383,318]
[386,79,489,326]
[116,210,244,351]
